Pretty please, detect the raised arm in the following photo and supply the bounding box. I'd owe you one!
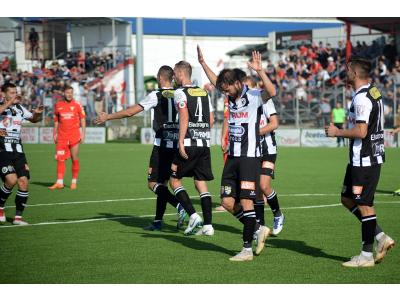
[197,45,218,86]
[95,104,144,124]
[248,50,276,98]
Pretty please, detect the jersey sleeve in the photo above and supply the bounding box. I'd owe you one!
[139,91,158,111]
[263,99,277,119]
[354,94,372,123]
[20,105,33,120]
[174,89,187,110]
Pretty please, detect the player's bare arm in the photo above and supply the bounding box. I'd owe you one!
[29,105,44,123]
[260,115,279,136]
[95,104,144,124]
[248,50,276,98]
[389,127,400,135]
[80,118,86,143]
[221,114,229,153]
[178,106,189,160]
[197,45,217,86]
[325,122,367,139]
[53,121,59,143]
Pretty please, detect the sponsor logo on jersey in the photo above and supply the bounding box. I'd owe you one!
[241,181,255,190]
[187,88,207,97]
[162,90,175,98]
[232,112,249,119]
[368,87,382,100]
[189,129,210,139]
[352,186,363,195]
[229,125,245,136]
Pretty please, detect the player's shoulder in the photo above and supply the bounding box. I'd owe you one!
[158,89,175,99]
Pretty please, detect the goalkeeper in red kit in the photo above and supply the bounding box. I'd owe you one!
[49,85,86,190]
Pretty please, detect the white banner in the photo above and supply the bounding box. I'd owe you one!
[275,129,301,147]
[140,128,155,144]
[85,128,106,144]
[39,127,53,144]
[21,127,39,144]
[301,129,337,147]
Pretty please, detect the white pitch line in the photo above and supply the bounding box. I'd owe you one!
[0,201,399,229]
[3,193,395,209]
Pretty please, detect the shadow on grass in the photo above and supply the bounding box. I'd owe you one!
[141,232,235,256]
[31,181,55,188]
[267,238,348,262]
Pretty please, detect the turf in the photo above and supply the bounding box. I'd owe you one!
[0,144,399,283]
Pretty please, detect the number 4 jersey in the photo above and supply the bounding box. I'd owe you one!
[174,86,213,147]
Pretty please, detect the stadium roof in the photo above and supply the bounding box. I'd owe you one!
[125,18,342,37]
[20,17,129,27]
[337,17,400,34]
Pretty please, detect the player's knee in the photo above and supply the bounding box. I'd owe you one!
[17,177,29,190]
[5,176,17,188]
[169,178,179,190]
[221,198,234,213]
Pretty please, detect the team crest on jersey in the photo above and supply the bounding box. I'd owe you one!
[162,90,175,98]
[1,167,8,174]
[368,87,382,100]
[221,185,232,195]
[70,106,75,111]
[2,117,11,128]
[187,88,207,97]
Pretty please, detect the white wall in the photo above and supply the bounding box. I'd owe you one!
[71,24,131,54]
[131,35,268,85]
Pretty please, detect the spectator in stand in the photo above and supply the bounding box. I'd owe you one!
[316,98,331,127]
[94,85,104,116]
[378,57,388,84]
[1,57,10,73]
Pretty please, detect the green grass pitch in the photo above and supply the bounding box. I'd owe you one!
[0,144,399,283]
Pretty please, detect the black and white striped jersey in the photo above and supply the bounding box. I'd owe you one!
[348,84,385,167]
[0,102,32,153]
[174,86,213,147]
[139,88,179,149]
[260,98,277,156]
[227,85,264,157]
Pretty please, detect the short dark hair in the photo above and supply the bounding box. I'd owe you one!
[348,56,371,80]
[175,61,192,77]
[1,82,17,93]
[157,65,174,82]
[233,68,247,82]
[64,85,73,92]
[216,69,241,90]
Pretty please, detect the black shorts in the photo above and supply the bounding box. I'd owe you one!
[0,151,30,181]
[341,164,381,207]
[171,147,214,181]
[221,156,261,200]
[261,153,277,178]
[148,146,176,183]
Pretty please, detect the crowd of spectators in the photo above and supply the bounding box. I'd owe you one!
[0,50,128,124]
